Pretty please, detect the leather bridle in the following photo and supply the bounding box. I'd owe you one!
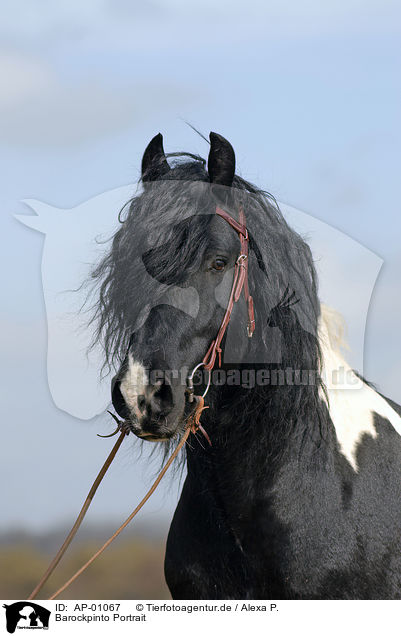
[187,205,255,403]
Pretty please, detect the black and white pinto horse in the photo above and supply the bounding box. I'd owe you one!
[91,132,401,599]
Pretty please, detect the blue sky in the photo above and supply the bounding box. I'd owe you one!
[1,0,400,531]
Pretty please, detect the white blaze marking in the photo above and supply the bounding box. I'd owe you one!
[319,304,401,471]
[119,354,147,417]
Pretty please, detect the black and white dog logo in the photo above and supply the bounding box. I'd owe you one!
[3,602,50,633]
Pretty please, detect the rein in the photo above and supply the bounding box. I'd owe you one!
[28,397,207,600]
[28,204,254,600]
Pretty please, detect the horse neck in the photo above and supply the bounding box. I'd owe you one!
[184,379,334,544]
[186,376,332,486]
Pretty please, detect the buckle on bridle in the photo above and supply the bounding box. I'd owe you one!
[186,362,212,403]
[236,253,247,267]
[247,320,255,338]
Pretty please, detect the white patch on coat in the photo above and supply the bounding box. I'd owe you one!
[319,304,401,471]
[119,354,148,417]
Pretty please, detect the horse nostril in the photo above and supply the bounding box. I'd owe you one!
[137,394,146,413]
[150,381,173,415]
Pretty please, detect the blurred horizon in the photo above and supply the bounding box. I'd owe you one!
[0,522,171,599]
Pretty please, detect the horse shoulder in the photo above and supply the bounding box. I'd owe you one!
[319,305,401,473]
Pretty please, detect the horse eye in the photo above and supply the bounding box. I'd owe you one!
[212,258,227,271]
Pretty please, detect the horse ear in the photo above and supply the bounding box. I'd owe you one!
[141,133,171,183]
[208,132,236,187]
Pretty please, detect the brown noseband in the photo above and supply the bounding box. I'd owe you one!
[187,206,255,402]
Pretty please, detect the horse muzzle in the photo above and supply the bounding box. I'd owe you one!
[111,367,183,441]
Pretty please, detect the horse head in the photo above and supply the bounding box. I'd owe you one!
[91,132,319,441]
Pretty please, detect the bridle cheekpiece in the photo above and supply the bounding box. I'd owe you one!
[187,205,255,403]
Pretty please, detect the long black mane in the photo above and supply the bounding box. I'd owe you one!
[88,151,326,459]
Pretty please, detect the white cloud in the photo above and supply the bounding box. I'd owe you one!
[0,51,49,107]
[1,0,399,50]
[1,1,398,147]
[0,50,200,146]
